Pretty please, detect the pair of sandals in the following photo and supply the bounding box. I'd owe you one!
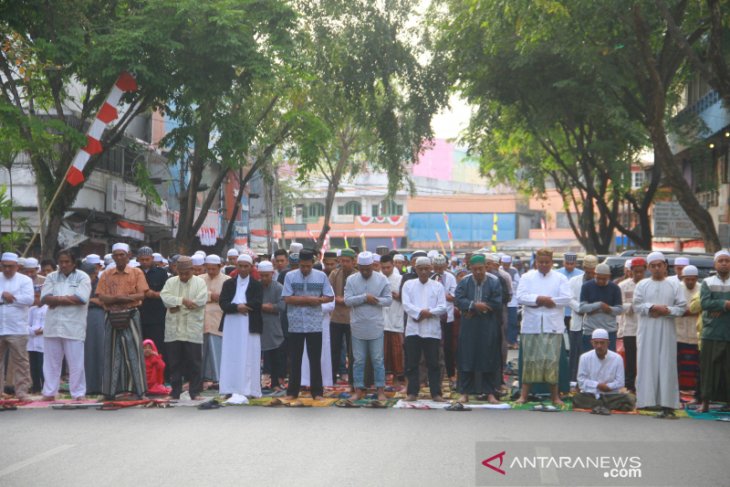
[591,405,612,416]
[531,403,561,412]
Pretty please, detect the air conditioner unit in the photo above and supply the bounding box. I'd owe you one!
[106,179,125,215]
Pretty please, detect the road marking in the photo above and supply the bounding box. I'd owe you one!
[535,446,559,485]
[0,444,74,478]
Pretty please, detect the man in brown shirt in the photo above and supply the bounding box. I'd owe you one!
[329,248,356,386]
[96,242,150,399]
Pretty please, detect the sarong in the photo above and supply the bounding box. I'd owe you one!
[521,332,562,385]
[102,309,148,397]
[201,333,222,382]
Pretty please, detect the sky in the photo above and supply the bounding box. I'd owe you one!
[431,94,472,142]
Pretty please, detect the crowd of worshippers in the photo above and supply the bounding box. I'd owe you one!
[0,242,728,418]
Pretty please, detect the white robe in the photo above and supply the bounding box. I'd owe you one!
[633,277,686,409]
[219,276,262,397]
[301,301,334,387]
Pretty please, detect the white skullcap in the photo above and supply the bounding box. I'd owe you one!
[372,254,381,262]
[227,248,239,257]
[433,254,447,265]
[162,258,168,264]
[152,253,163,263]
[112,243,130,253]
[646,251,665,264]
[393,254,405,261]
[205,255,221,265]
[357,251,374,266]
[501,255,512,263]
[714,250,730,261]
[193,250,206,257]
[415,256,431,267]
[290,242,303,254]
[485,253,500,263]
[191,255,205,266]
[17,257,26,267]
[427,250,439,260]
[624,259,632,269]
[104,253,113,265]
[682,265,698,277]
[674,257,690,266]
[1,252,18,262]
[592,329,609,340]
[86,254,101,265]
[237,254,253,264]
[596,263,611,275]
[23,257,39,269]
[257,261,274,272]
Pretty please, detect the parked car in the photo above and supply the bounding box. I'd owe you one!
[603,251,716,280]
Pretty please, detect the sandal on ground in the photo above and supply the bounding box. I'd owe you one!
[284,400,309,408]
[335,399,361,408]
[445,402,471,411]
[365,400,387,409]
[198,399,221,410]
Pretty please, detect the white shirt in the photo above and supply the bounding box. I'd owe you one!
[0,272,35,335]
[402,278,447,339]
[618,278,639,337]
[568,274,587,332]
[432,270,457,322]
[504,267,520,307]
[577,349,625,397]
[383,271,404,332]
[41,269,92,341]
[516,269,572,334]
[27,305,47,353]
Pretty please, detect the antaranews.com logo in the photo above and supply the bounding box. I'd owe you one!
[482,450,641,479]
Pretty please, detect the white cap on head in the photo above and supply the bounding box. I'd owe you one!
[237,254,253,264]
[104,253,113,265]
[646,251,665,264]
[372,254,381,263]
[427,250,439,260]
[595,263,611,275]
[112,243,130,253]
[191,255,205,266]
[23,257,39,269]
[1,252,18,262]
[485,253,500,263]
[162,258,169,265]
[86,254,101,265]
[624,259,632,269]
[415,256,431,267]
[674,257,690,266]
[357,251,374,266]
[393,254,405,261]
[17,257,26,267]
[682,265,698,277]
[193,250,206,257]
[289,242,304,254]
[227,248,239,257]
[714,250,730,261]
[501,255,512,263]
[257,261,274,272]
[592,329,609,340]
[152,253,163,263]
[204,255,221,265]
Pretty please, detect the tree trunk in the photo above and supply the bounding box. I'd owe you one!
[315,145,350,249]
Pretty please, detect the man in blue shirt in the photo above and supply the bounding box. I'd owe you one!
[282,250,334,401]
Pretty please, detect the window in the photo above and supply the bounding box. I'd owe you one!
[284,206,292,218]
[338,200,361,216]
[631,171,645,189]
[376,199,403,217]
[307,202,325,218]
[555,212,575,229]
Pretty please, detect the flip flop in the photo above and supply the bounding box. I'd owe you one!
[531,404,545,411]
[267,398,286,407]
[335,399,361,408]
[445,402,471,411]
[285,400,310,408]
[365,400,388,409]
[197,399,221,410]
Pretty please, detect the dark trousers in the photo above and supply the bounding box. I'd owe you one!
[166,341,202,399]
[330,322,353,385]
[287,332,323,398]
[568,330,583,382]
[29,351,43,393]
[263,344,287,387]
[623,336,637,391]
[441,322,455,378]
[405,336,441,397]
[507,307,519,345]
[459,369,501,396]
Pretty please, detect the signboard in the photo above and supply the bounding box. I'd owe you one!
[653,202,702,239]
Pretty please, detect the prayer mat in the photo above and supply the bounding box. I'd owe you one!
[572,408,638,415]
[351,398,399,408]
[636,409,689,419]
[238,397,338,407]
[685,409,730,421]
[506,400,572,411]
[393,399,511,410]
[678,343,700,391]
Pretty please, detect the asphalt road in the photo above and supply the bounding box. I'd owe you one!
[1,406,727,487]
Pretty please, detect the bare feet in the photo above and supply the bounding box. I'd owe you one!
[458,394,469,403]
[350,391,362,401]
[552,398,565,407]
[696,401,710,413]
[405,395,418,402]
[72,396,87,402]
[283,395,297,402]
[432,395,447,402]
[41,396,56,402]
[313,395,325,401]
[487,394,501,405]
[514,397,527,405]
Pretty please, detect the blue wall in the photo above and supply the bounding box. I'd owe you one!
[408,213,516,242]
